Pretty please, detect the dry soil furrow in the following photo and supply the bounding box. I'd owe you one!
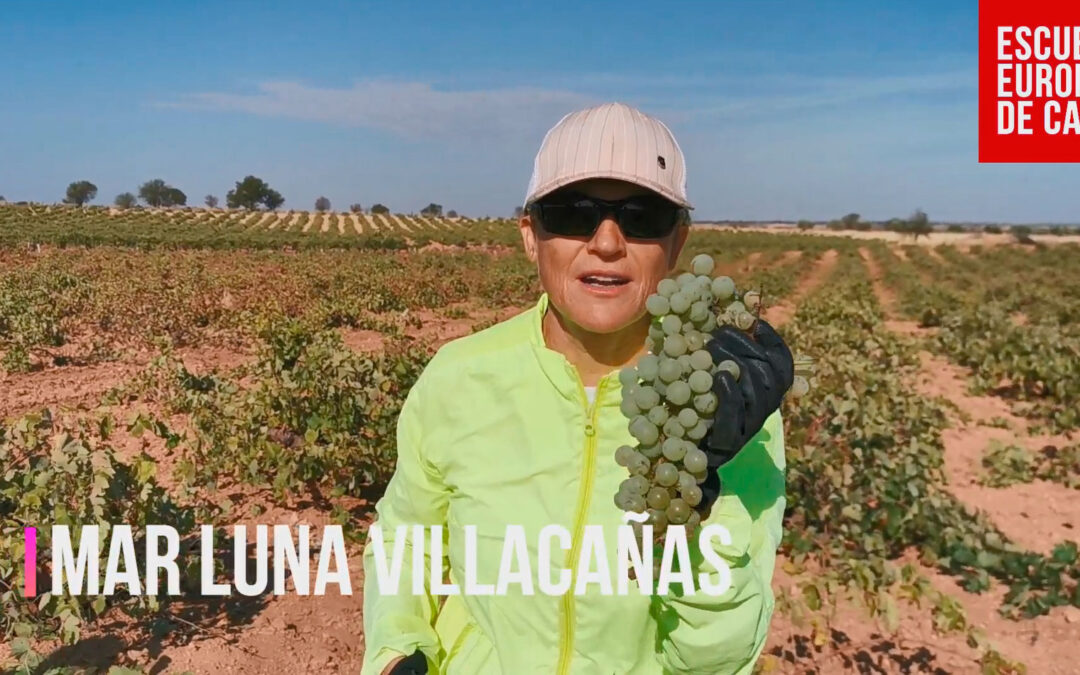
[858,247,927,337]
[765,249,839,328]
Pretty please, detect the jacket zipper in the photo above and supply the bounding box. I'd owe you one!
[556,373,609,675]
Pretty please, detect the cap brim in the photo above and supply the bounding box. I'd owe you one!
[525,170,693,210]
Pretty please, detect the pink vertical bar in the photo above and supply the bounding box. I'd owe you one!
[24,527,36,597]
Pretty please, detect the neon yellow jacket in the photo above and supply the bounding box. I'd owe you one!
[362,293,786,675]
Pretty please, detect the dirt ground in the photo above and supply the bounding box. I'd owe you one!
[4,259,1078,674]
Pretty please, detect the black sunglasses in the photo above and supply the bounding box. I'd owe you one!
[527,192,686,240]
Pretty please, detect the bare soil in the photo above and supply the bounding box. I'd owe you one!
[766,249,839,328]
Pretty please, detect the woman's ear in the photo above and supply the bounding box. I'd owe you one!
[519,213,538,262]
[668,222,690,270]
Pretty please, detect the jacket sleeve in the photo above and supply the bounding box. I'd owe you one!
[361,374,451,675]
[654,410,787,675]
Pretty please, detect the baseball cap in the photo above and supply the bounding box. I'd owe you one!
[524,102,692,210]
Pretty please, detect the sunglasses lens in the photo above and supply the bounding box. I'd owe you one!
[618,200,679,239]
[534,201,600,236]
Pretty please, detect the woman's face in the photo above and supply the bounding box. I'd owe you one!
[519,178,689,335]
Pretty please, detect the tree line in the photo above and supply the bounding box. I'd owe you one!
[56,178,458,216]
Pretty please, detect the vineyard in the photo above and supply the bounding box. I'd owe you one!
[1,208,1078,674]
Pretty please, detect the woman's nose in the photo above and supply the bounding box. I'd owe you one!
[586,214,626,256]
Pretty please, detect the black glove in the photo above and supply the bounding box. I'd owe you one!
[389,651,428,674]
[698,319,794,509]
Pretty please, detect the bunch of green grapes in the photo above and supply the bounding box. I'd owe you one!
[613,253,811,548]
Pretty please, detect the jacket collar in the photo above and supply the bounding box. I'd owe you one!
[528,293,617,405]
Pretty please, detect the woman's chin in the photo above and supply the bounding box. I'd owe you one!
[565,306,644,335]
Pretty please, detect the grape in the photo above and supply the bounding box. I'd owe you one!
[689,349,712,371]
[693,392,717,415]
[657,278,679,297]
[676,354,692,374]
[677,408,699,428]
[717,360,741,380]
[701,314,717,333]
[681,484,703,507]
[661,437,687,461]
[626,475,650,494]
[678,471,697,491]
[666,499,690,524]
[658,358,681,383]
[663,334,688,357]
[654,381,667,397]
[685,330,705,351]
[639,441,662,460]
[688,369,713,394]
[742,290,761,310]
[683,448,708,473]
[661,314,682,335]
[637,355,659,381]
[735,311,756,331]
[629,417,659,446]
[655,463,678,486]
[619,367,638,388]
[691,254,715,275]
[646,405,669,426]
[689,301,709,323]
[662,417,686,439]
[648,325,665,342]
[791,375,810,398]
[646,294,670,316]
[633,386,660,410]
[628,454,651,476]
[676,272,697,287]
[626,494,647,513]
[620,397,639,418]
[711,276,735,300]
[647,487,671,510]
[669,292,692,314]
[648,508,668,529]
[614,492,631,509]
[614,445,636,466]
[686,510,702,532]
[665,381,691,406]
[726,300,746,315]
[687,420,710,441]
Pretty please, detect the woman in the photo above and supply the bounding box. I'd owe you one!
[363,102,793,675]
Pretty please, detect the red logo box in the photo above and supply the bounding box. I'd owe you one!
[979,0,1080,162]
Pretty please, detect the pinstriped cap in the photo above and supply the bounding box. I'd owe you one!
[525,102,691,209]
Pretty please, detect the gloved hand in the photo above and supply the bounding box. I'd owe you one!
[698,319,794,510]
[387,651,428,675]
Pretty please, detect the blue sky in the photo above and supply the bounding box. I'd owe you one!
[1,1,1075,223]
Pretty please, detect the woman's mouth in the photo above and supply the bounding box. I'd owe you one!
[578,273,631,295]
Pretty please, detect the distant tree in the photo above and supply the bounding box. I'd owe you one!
[514,206,525,219]
[796,219,814,230]
[420,203,443,217]
[1011,225,1035,244]
[946,224,964,233]
[350,203,363,213]
[226,176,285,211]
[205,194,219,208]
[906,209,932,241]
[139,179,186,207]
[370,203,390,214]
[64,181,98,206]
[447,209,458,218]
[315,196,331,212]
[840,212,860,229]
[114,192,137,208]
[984,224,1003,234]
[0,195,5,202]
[827,220,844,231]
[885,218,906,232]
